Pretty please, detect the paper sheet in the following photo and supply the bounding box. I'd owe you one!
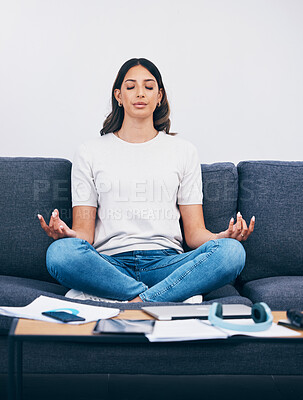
[0,295,120,324]
[145,318,301,342]
[146,319,228,342]
[204,319,301,338]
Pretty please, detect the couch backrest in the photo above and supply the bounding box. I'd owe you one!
[181,162,238,251]
[0,157,72,283]
[4,158,301,285]
[201,162,238,232]
[237,161,303,284]
[1,158,239,280]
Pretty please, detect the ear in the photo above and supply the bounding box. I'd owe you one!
[114,88,121,104]
[158,88,163,103]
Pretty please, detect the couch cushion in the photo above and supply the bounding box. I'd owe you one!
[0,158,238,277]
[0,276,251,334]
[181,163,238,251]
[203,284,244,301]
[201,162,238,233]
[237,161,303,284]
[0,275,69,333]
[240,276,303,311]
[0,275,68,307]
[0,157,72,283]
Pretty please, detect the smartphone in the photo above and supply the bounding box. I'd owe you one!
[93,319,155,335]
[42,311,86,323]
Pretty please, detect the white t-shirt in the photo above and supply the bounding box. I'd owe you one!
[71,131,203,255]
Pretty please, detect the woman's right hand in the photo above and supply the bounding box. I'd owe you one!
[37,209,77,240]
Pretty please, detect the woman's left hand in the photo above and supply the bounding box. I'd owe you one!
[217,212,255,242]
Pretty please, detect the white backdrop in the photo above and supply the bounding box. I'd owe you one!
[1,0,302,164]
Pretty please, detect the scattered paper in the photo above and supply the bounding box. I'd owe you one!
[146,319,228,342]
[145,318,301,342]
[204,319,302,338]
[0,295,120,324]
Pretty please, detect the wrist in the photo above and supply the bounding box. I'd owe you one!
[74,230,93,244]
[208,233,220,241]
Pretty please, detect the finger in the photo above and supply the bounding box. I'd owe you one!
[228,217,240,239]
[49,208,60,229]
[51,209,60,222]
[51,224,65,238]
[53,214,70,234]
[42,210,61,236]
[236,211,242,233]
[49,214,54,228]
[227,217,234,235]
[247,216,256,235]
[238,218,249,240]
[55,224,73,238]
[52,225,62,234]
[37,214,51,235]
[57,224,67,235]
[240,216,256,241]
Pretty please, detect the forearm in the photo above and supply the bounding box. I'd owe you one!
[186,228,218,249]
[72,206,96,245]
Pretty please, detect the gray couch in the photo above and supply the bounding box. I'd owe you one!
[0,157,302,399]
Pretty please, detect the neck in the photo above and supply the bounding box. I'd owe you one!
[116,118,158,143]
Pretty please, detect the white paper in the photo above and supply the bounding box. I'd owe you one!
[0,295,120,324]
[145,318,301,342]
[205,319,301,338]
[146,319,228,342]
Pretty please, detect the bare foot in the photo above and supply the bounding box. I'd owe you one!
[129,296,143,303]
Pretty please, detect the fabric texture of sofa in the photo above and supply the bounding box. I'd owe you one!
[0,157,302,380]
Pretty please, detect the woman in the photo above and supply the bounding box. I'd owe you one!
[38,58,255,303]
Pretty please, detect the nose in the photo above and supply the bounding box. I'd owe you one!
[136,86,146,98]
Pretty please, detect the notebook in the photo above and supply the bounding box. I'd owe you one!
[142,304,252,321]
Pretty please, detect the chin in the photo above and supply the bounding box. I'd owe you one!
[129,111,152,118]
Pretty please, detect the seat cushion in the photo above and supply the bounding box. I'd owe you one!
[237,161,303,284]
[240,276,303,310]
[0,276,251,334]
[203,284,246,301]
[0,275,68,333]
[0,275,68,307]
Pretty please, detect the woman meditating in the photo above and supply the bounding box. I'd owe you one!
[38,57,255,303]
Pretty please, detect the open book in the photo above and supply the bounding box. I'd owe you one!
[145,318,301,342]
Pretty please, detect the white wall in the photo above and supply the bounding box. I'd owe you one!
[1,0,302,164]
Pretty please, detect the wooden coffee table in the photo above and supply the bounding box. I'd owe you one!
[7,310,303,400]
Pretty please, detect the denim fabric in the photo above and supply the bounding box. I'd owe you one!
[0,157,72,283]
[237,161,303,284]
[46,237,246,302]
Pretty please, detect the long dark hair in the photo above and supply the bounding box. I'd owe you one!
[100,58,177,136]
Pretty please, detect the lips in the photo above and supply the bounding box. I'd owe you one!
[133,103,147,108]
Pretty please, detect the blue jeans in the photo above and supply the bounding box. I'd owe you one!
[46,238,246,302]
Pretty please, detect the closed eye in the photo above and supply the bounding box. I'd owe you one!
[126,87,153,90]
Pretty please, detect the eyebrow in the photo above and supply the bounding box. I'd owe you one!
[124,79,156,83]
